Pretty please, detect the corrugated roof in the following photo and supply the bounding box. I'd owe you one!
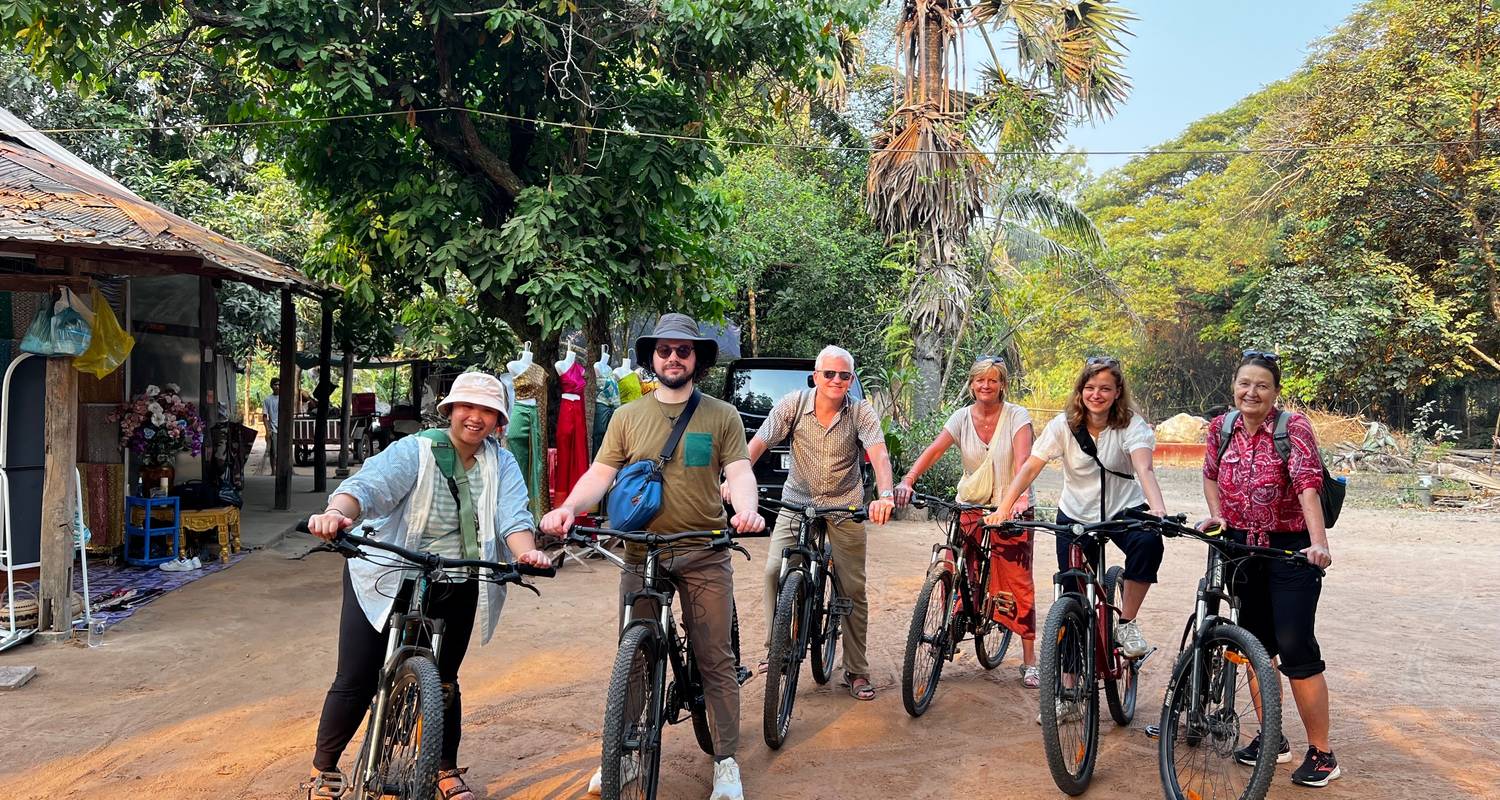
[0,108,324,291]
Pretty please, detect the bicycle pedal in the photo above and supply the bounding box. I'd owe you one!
[1143,723,1161,740]
[1132,646,1159,666]
[828,598,854,617]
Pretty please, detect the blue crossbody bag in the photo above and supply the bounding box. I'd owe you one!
[606,390,700,531]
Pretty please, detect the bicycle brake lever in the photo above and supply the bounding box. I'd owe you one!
[731,543,751,561]
[515,579,541,596]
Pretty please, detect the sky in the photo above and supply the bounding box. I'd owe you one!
[1059,0,1359,173]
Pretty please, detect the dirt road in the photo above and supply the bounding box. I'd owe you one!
[3,471,1497,800]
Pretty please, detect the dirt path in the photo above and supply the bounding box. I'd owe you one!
[3,471,1498,800]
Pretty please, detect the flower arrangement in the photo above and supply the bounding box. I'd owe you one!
[112,383,205,466]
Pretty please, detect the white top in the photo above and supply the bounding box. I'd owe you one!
[1032,412,1156,522]
[943,403,1035,505]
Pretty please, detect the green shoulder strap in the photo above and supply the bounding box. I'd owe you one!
[418,429,480,560]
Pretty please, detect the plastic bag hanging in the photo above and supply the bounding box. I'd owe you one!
[73,290,134,378]
[19,287,92,356]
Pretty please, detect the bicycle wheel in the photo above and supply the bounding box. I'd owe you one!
[763,571,806,749]
[1103,565,1139,726]
[810,565,841,686]
[1158,623,1280,800]
[1039,595,1099,796]
[901,568,953,718]
[602,625,664,800]
[360,656,443,800]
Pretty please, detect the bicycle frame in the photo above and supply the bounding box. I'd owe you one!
[918,498,999,654]
[1055,533,1129,684]
[359,573,444,787]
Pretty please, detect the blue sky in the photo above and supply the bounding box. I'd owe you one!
[1060,0,1358,172]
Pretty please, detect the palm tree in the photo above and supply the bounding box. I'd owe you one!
[866,0,1133,418]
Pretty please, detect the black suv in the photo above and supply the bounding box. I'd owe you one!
[721,357,873,513]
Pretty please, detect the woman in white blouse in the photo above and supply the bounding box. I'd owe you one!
[992,356,1166,659]
[895,357,1039,685]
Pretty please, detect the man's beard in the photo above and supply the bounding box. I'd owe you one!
[658,369,692,389]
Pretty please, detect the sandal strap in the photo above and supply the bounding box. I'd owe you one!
[437,767,474,800]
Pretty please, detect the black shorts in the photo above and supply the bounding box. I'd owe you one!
[1053,506,1164,585]
[1227,528,1325,679]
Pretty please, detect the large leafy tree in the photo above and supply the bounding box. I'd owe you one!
[864,0,1132,418]
[4,1,875,368]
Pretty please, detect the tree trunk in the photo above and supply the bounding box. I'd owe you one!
[912,325,944,420]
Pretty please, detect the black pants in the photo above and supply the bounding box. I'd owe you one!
[314,566,478,771]
[1053,507,1165,594]
[1226,529,1325,679]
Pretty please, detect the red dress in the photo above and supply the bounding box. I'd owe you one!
[552,362,589,507]
[959,510,1037,640]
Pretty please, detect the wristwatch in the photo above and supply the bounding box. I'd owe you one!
[878,489,894,499]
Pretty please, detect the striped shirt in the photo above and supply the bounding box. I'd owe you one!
[754,390,883,507]
[421,466,486,577]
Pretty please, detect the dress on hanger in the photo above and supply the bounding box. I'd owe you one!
[507,363,548,519]
[617,371,643,404]
[592,370,621,457]
[553,362,589,508]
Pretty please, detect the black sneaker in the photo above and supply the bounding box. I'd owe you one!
[1291,746,1341,787]
[1234,732,1291,766]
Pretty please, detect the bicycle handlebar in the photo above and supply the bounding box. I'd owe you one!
[758,496,869,522]
[1132,514,1324,574]
[296,522,557,579]
[565,526,751,562]
[908,492,993,514]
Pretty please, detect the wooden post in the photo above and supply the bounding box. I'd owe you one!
[313,300,333,493]
[337,331,354,478]
[199,277,218,481]
[36,356,78,642]
[275,288,295,509]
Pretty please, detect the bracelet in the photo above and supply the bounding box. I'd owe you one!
[323,507,347,517]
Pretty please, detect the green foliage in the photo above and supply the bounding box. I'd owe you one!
[894,405,963,498]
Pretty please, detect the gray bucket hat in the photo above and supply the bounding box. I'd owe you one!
[634,313,719,373]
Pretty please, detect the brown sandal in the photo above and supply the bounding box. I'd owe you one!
[842,672,876,701]
[437,767,475,800]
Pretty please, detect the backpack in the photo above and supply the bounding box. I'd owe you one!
[1216,410,1345,529]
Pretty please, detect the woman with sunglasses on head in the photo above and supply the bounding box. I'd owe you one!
[992,356,1167,660]
[894,356,1039,685]
[1201,350,1339,788]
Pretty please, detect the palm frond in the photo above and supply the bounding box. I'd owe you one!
[999,221,1085,263]
[866,108,989,242]
[998,185,1105,249]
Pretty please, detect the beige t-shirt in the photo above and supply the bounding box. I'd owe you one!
[943,402,1035,506]
[595,391,750,559]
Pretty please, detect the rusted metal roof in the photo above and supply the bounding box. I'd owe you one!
[0,109,325,291]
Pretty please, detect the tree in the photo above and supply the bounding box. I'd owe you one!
[3,1,878,373]
[863,0,1132,418]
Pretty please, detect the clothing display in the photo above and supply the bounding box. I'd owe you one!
[553,362,589,508]
[593,371,620,457]
[617,371,643,404]
[508,363,548,518]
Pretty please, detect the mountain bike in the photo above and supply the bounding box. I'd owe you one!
[759,496,868,748]
[566,526,750,800]
[299,523,554,800]
[997,513,1148,796]
[900,493,1015,718]
[1143,515,1322,800]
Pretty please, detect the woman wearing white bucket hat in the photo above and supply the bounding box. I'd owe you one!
[303,370,549,800]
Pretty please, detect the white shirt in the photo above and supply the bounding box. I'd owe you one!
[943,403,1035,505]
[1032,412,1155,522]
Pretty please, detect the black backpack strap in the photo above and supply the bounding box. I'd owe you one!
[1272,409,1293,464]
[656,390,702,466]
[1072,425,1134,480]
[1217,410,1241,462]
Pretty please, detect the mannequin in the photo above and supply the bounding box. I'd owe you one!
[507,341,534,378]
[553,345,589,506]
[592,345,621,457]
[616,352,644,404]
[594,346,613,380]
[554,347,578,379]
[506,341,547,519]
[613,354,633,380]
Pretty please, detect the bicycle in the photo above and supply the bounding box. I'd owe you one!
[758,496,868,748]
[1142,515,1323,800]
[566,525,750,800]
[997,512,1149,796]
[298,523,554,800]
[900,493,1015,718]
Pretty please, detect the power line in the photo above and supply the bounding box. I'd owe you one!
[2,104,1494,160]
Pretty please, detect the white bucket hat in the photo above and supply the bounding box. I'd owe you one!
[438,371,510,423]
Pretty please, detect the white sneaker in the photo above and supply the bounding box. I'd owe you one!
[709,757,744,800]
[1114,619,1149,658]
[1036,698,1083,725]
[189,556,202,570]
[159,557,194,572]
[587,767,602,796]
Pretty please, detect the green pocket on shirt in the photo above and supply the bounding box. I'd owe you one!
[684,432,713,467]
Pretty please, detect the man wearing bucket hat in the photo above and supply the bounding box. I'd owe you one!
[543,313,764,800]
[303,370,550,800]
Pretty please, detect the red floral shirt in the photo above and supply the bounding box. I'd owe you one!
[1203,410,1324,541]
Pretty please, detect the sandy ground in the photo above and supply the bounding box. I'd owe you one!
[3,468,1499,800]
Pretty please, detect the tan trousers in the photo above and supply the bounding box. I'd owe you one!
[762,511,869,677]
[619,547,739,758]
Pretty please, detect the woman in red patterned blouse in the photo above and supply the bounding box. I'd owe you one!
[1200,351,1340,788]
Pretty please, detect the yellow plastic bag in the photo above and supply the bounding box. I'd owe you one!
[73,290,134,378]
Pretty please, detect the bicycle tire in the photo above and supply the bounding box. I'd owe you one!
[357,655,443,800]
[763,571,806,749]
[1039,595,1099,796]
[810,565,840,686]
[1158,623,1280,800]
[602,625,664,800]
[901,568,953,718]
[1103,565,1139,726]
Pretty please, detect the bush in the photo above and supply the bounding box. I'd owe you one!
[895,405,965,499]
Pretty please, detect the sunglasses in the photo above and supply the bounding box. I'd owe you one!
[1085,355,1120,368]
[654,344,696,359]
[974,354,1007,368]
[818,370,853,382]
[1241,348,1280,363]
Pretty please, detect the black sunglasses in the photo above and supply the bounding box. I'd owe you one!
[1241,348,1280,363]
[974,354,1007,367]
[654,343,695,359]
[1085,355,1120,368]
[818,369,853,382]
